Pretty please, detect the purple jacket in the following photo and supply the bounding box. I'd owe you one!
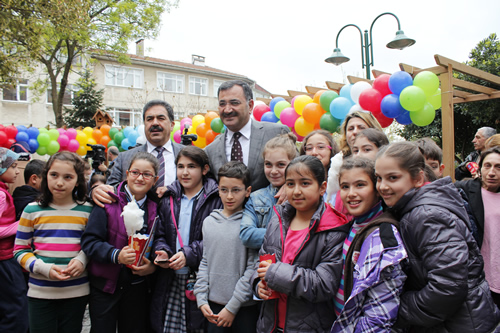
[150,177,222,332]
[82,181,158,294]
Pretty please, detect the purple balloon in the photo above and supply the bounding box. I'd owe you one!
[381,94,406,118]
[389,71,413,95]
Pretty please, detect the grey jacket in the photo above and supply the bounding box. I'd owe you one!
[194,210,257,315]
[390,177,500,333]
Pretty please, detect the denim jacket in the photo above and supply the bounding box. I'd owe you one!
[240,184,278,250]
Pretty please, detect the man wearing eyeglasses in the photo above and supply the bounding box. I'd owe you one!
[205,80,289,192]
[92,100,183,207]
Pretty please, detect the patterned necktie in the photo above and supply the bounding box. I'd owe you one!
[155,146,165,187]
[231,132,243,163]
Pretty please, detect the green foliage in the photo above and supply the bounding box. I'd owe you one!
[63,68,104,128]
[398,33,500,161]
[1,0,177,127]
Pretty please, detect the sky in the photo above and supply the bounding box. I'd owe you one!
[131,0,500,95]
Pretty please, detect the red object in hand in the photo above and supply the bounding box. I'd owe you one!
[127,235,148,268]
[467,162,479,175]
[259,254,279,299]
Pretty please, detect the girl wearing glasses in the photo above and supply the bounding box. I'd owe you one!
[152,146,222,333]
[81,152,159,332]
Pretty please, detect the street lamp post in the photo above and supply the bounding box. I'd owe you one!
[325,12,415,80]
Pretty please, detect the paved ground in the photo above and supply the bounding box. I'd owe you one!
[81,305,90,333]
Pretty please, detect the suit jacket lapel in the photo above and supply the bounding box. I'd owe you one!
[248,119,264,173]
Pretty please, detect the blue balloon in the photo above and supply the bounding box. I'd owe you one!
[396,111,412,125]
[27,127,40,140]
[123,126,134,138]
[261,111,279,123]
[339,84,354,103]
[269,97,286,112]
[381,94,406,118]
[121,138,131,150]
[28,139,39,153]
[389,71,413,95]
[330,97,353,120]
[128,130,139,146]
[17,125,28,132]
[15,131,29,142]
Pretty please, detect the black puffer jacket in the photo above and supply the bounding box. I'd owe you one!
[390,177,500,333]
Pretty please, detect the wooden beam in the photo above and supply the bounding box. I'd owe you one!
[257,97,271,104]
[440,64,455,180]
[372,70,391,78]
[399,63,447,76]
[305,86,327,94]
[452,89,472,99]
[271,94,292,102]
[287,90,313,97]
[435,54,500,86]
[452,78,498,95]
[399,63,420,74]
[325,81,344,92]
[453,97,466,104]
[460,90,500,103]
[347,75,373,84]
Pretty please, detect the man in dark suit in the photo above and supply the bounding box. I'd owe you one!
[92,100,183,206]
[205,80,289,191]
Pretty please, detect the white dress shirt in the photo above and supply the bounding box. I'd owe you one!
[225,120,252,166]
[146,139,176,186]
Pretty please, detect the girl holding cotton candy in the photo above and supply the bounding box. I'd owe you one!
[81,152,159,333]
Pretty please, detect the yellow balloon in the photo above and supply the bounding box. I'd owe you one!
[76,145,87,156]
[193,136,206,148]
[294,95,313,115]
[192,115,205,128]
[76,131,88,146]
[83,127,93,138]
[187,125,196,135]
[86,138,97,150]
[294,117,315,137]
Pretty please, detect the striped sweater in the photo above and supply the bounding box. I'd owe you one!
[14,201,93,299]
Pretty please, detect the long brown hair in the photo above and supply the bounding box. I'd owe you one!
[339,111,382,157]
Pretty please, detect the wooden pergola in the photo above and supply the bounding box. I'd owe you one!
[260,54,500,179]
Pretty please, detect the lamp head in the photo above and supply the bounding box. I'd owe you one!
[386,30,416,50]
[325,48,350,65]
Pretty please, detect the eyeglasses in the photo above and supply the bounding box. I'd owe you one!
[304,145,332,152]
[127,169,156,180]
[219,187,245,195]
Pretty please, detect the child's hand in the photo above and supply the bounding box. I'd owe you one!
[169,251,186,270]
[154,250,170,268]
[62,259,84,277]
[156,186,168,198]
[131,257,156,276]
[119,246,136,265]
[200,304,219,324]
[257,260,271,280]
[216,307,235,327]
[49,265,71,281]
[274,186,288,205]
[257,280,272,300]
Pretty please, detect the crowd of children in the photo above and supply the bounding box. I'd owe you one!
[1,115,500,333]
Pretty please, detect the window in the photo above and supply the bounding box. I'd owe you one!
[105,65,143,88]
[157,72,184,93]
[2,79,28,102]
[106,108,142,127]
[189,76,208,96]
[213,79,224,97]
[47,84,74,105]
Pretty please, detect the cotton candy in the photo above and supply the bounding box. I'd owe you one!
[121,196,144,237]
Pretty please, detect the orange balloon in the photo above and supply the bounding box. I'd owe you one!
[205,111,219,127]
[313,90,327,104]
[92,129,103,142]
[294,117,315,137]
[196,123,208,137]
[100,135,111,147]
[100,124,111,136]
[314,122,321,130]
[302,103,324,124]
[205,130,216,145]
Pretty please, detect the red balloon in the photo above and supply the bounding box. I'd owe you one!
[4,125,17,139]
[6,138,16,148]
[359,88,383,113]
[205,130,216,145]
[253,104,270,121]
[0,131,7,146]
[374,111,394,128]
[373,74,392,96]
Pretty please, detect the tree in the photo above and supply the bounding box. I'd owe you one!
[1,0,177,127]
[398,33,500,161]
[64,68,104,128]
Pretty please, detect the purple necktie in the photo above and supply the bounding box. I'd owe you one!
[231,132,243,163]
[155,146,165,187]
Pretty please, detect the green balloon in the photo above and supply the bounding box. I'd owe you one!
[38,128,48,134]
[114,132,124,145]
[410,102,436,126]
[48,129,59,140]
[319,91,339,112]
[319,113,340,133]
[399,86,426,112]
[274,101,291,118]
[210,118,224,133]
[107,140,117,148]
[36,146,48,156]
[413,71,440,97]
[47,141,60,155]
[37,133,51,146]
[108,127,119,140]
[428,88,441,110]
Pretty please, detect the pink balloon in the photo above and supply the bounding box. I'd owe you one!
[67,139,80,152]
[57,128,66,135]
[66,128,77,140]
[373,74,392,97]
[280,107,300,127]
[57,134,70,148]
[291,96,298,109]
[180,117,192,131]
[173,130,182,144]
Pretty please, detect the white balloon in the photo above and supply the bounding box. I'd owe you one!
[136,136,147,145]
[350,81,372,104]
[349,104,365,114]
[137,124,145,138]
[254,100,266,106]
